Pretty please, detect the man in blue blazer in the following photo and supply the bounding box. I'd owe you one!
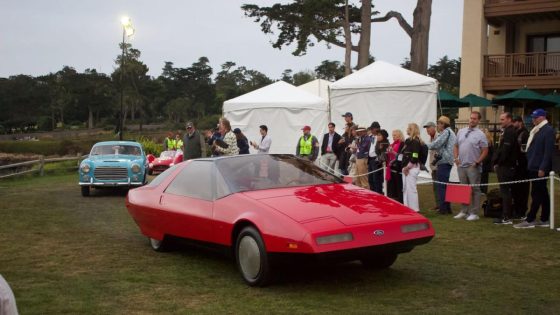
[514,109,555,229]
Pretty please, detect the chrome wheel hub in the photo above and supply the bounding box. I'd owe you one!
[238,236,261,280]
[150,238,161,249]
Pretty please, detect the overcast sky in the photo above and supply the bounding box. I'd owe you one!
[0,0,463,79]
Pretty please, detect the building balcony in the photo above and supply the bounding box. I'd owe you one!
[485,0,560,26]
[483,52,560,91]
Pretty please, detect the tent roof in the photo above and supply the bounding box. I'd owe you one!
[298,79,332,100]
[330,60,437,90]
[223,81,326,112]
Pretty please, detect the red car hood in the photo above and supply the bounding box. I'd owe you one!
[242,184,419,226]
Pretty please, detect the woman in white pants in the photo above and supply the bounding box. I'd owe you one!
[401,123,423,212]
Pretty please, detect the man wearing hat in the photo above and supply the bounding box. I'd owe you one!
[296,125,319,162]
[427,116,456,214]
[182,121,206,161]
[367,121,382,192]
[354,126,372,189]
[514,109,555,229]
[423,121,440,210]
[342,112,357,129]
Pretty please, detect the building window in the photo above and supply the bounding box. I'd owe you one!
[527,34,560,53]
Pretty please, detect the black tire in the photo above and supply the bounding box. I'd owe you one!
[81,186,90,197]
[361,253,398,269]
[149,236,170,252]
[235,226,272,287]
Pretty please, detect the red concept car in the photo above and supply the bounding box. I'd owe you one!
[126,154,435,286]
[147,150,183,175]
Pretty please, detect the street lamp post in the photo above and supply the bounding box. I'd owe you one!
[119,16,134,140]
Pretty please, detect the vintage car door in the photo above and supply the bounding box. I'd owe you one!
[159,161,215,242]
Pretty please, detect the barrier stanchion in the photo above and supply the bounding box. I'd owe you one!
[550,171,555,231]
[383,164,387,197]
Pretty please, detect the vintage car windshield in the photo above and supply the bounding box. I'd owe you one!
[215,154,343,193]
[91,145,142,156]
[160,151,176,159]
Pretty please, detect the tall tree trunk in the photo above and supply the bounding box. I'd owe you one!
[51,109,55,130]
[88,106,94,129]
[343,0,352,76]
[409,0,432,74]
[357,0,371,69]
[131,102,135,121]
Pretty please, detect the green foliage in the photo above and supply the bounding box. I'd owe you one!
[136,136,162,156]
[0,139,96,156]
[315,60,345,81]
[197,114,222,131]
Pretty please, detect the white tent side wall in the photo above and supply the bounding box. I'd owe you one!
[224,106,328,154]
[330,87,437,141]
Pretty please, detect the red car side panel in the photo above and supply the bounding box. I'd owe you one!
[159,193,213,242]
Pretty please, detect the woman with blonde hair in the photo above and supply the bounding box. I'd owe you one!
[387,129,404,203]
[401,123,423,211]
[213,117,239,156]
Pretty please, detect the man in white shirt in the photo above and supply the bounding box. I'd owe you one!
[250,125,272,153]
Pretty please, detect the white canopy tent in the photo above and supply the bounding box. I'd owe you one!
[329,61,459,181]
[223,81,329,154]
[329,60,438,136]
[298,79,331,102]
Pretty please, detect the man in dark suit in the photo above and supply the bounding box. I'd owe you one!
[514,109,555,229]
[320,122,341,172]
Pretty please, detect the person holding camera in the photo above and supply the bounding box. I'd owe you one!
[453,111,488,221]
[427,116,456,215]
[401,123,423,212]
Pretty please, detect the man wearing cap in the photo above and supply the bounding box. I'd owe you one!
[512,116,530,219]
[427,116,456,215]
[423,121,440,210]
[453,111,488,221]
[320,122,341,171]
[367,121,382,193]
[296,126,319,161]
[342,112,357,129]
[182,121,206,161]
[492,112,519,225]
[355,126,372,189]
[514,109,555,229]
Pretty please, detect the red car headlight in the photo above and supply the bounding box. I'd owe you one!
[401,223,430,233]
[316,233,353,245]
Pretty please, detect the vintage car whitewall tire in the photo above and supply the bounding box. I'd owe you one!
[361,253,398,269]
[81,186,90,197]
[235,226,272,287]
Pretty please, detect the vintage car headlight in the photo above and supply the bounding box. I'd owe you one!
[131,163,141,173]
[80,163,90,173]
[401,222,430,233]
[316,232,353,245]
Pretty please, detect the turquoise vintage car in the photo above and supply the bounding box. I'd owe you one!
[79,141,148,196]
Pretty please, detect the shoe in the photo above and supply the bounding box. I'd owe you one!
[513,216,527,221]
[493,218,513,225]
[513,221,536,229]
[534,220,550,228]
[430,206,440,211]
[454,212,467,219]
[437,210,450,215]
[466,214,479,221]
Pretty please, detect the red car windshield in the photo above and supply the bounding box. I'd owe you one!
[160,151,176,159]
[215,154,342,193]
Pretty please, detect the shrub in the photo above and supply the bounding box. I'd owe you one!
[137,136,163,156]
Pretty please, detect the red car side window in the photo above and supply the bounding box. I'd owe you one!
[164,161,213,201]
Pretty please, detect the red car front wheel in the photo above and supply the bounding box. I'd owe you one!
[235,226,272,287]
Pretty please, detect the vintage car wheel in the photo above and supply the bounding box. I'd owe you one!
[235,226,272,287]
[148,237,170,252]
[81,186,90,197]
[361,253,398,269]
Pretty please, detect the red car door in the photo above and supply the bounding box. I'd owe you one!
[158,161,216,243]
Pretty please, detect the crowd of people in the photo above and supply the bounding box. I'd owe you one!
[161,109,557,229]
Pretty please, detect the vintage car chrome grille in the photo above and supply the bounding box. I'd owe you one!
[94,167,128,180]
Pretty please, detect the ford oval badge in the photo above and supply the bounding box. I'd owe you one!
[373,230,384,236]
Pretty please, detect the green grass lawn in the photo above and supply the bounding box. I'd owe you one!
[0,173,559,314]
